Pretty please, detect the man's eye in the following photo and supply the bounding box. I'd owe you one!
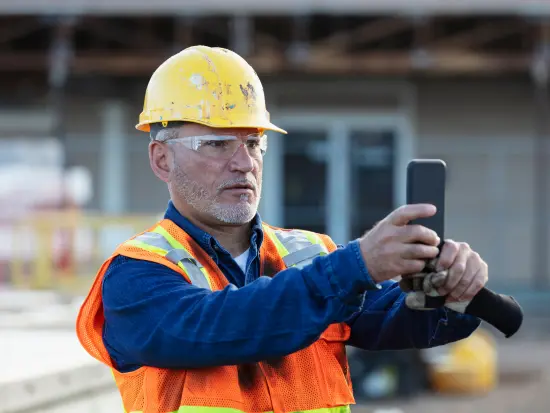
[246,140,261,148]
[203,140,229,148]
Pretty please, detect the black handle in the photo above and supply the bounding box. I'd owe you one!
[425,288,523,338]
[464,287,523,338]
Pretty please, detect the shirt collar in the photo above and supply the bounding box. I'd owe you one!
[163,200,264,255]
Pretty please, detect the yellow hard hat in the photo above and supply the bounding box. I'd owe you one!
[136,45,287,135]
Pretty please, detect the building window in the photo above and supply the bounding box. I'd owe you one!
[350,130,395,240]
[283,130,328,234]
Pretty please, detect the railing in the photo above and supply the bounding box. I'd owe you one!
[1,209,158,294]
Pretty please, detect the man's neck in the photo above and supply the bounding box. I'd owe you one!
[174,203,252,257]
[200,221,251,257]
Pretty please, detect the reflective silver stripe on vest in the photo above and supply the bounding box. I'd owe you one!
[281,243,326,268]
[137,232,173,251]
[273,229,312,251]
[273,229,328,269]
[164,249,211,290]
[134,231,212,291]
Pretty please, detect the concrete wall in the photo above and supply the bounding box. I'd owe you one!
[415,78,542,288]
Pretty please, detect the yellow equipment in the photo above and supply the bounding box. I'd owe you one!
[136,45,287,134]
[428,327,498,394]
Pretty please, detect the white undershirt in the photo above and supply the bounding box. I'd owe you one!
[233,248,250,273]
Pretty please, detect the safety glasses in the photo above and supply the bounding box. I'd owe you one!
[163,133,268,160]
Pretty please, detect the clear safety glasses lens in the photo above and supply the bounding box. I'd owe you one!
[167,134,267,160]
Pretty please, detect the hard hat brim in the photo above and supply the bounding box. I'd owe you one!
[136,119,287,135]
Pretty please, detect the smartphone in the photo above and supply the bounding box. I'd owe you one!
[406,159,447,247]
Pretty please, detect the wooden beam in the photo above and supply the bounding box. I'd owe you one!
[74,53,162,74]
[311,17,412,53]
[284,51,529,75]
[254,32,281,50]
[0,50,531,76]
[430,21,526,49]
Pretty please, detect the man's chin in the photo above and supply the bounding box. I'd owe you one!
[208,204,258,225]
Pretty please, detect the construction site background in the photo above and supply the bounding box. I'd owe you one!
[1,1,550,412]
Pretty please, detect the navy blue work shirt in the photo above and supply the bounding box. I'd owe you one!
[101,201,481,372]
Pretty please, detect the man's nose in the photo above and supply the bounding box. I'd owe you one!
[228,143,255,172]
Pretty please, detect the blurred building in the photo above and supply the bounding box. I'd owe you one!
[1,0,550,294]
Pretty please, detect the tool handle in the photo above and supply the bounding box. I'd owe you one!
[426,288,523,338]
[465,287,523,338]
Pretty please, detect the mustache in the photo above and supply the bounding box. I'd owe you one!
[217,177,258,191]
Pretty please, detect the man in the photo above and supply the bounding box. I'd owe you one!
[76,45,486,413]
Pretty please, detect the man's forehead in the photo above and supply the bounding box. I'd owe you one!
[180,123,261,137]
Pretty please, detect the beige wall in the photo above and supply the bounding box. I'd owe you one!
[415,78,542,288]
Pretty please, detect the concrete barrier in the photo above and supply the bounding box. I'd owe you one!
[0,363,116,413]
[0,291,118,413]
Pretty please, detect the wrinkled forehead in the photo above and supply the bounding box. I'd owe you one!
[150,121,262,141]
[179,123,261,138]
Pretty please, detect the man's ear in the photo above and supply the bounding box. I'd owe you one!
[149,141,173,183]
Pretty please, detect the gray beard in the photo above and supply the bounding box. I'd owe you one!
[172,164,260,224]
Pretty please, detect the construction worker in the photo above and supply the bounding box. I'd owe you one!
[76,46,487,413]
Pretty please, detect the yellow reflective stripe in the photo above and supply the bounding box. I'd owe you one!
[129,406,350,413]
[198,266,213,290]
[199,266,211,279]
[263,226,289,257]
[125,239,168,256]
[301,230,322,246]
[153,225,185,250]
[302,231,329,256]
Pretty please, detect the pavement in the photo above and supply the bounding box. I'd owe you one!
[361,337,550,413]
[1,288,549,413]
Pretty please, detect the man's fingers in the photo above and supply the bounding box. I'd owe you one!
[400,259,428,276]
[387,204,437,226]
[438,244,469,296]
[436,240,460,271]
[398,225,440,246]
[401,243,440,260]
[457,267,486,302]
[448,256,477,300]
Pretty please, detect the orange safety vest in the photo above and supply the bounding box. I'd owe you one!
[76,218,356,413]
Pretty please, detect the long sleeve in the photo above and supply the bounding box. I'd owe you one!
[345,280,481,350]
[102,241,373,372]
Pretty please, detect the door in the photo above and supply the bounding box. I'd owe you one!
[261,113,413,245]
